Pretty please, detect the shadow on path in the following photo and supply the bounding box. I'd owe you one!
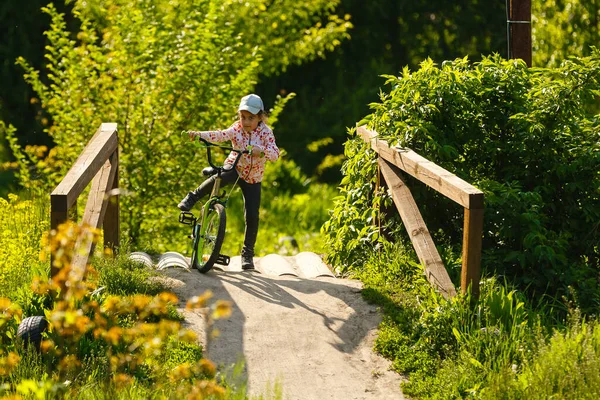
[160,267,404,400]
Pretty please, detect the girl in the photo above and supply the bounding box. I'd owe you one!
[178,94,279,270]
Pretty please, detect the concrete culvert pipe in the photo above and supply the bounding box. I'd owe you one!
[157,252,190,270]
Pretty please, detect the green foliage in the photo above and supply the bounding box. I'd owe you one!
[266,92,296,128]
[1,121,32,188]
[321,128,383,271]
[322,51,600,397]
[326,52,600,310]
[7,0,350,249]
[221,154,338,256]
[257,0,507,182]
[356,244,588,399]
[94,254,164,297]
[0,192,49,299]
[161,337,203,370]
[533,0,600,67]
[485,318,600,399]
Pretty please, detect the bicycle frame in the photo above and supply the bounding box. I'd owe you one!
[179,137,249,271]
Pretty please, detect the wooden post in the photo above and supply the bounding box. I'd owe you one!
[508,0,532,66]
[103,150,120,251]
[49,123,119,277]
[358,126,485,298]
[461,207,484,298]
[50,194,68,277]
[379,159,457,298]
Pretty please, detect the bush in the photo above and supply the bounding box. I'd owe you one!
[4,0,351,251]
[0,192,49,299]
[0,221,232,398]
[325,51,600,311]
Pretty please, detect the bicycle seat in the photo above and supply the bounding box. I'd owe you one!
[202,166,218,176]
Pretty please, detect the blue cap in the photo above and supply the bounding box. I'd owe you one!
[238,94,264,115]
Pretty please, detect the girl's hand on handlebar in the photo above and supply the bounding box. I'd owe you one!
[186,131,199,141]
[251,145,265,158]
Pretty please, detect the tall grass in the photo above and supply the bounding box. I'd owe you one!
[0,191,49,299]
[356,241,600,399]
[489,318,600,399]
[0,192,286,399]
[223,181,337,257]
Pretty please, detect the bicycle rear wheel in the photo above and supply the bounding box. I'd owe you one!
[191,203,226,273]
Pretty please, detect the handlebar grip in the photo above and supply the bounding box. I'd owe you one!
[193,135,208,149]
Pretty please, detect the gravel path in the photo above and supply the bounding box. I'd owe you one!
[160,257,405,400]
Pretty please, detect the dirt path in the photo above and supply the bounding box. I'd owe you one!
[160,257,405,400]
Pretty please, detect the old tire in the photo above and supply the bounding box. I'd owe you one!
[17,315,48,350]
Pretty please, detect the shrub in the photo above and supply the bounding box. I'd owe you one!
[4,0,351,251]
[0,192,49,299]
[325,51,600,311]
[0,221,232,398]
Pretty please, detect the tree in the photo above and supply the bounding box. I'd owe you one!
[0,0,75,148]
[3,0,351,246]
[533,0,600,67]
[258,0,507,181]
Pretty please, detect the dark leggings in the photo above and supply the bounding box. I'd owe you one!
[191,168,261,255]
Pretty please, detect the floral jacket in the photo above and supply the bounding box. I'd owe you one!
[194,121,279,184]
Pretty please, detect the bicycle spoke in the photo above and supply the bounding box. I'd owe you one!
[190,203,226,273]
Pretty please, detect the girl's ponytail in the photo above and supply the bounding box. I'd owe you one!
[258,109,269,125]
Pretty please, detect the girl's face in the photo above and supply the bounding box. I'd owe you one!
[239,110,260,133]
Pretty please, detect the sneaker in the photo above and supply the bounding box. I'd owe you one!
[178,192,198,211]
[241,254,255,270]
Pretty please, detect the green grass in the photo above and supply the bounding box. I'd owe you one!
[93,252,165,297]
[354,241,600,399]
[0,188,292,399]
[0,191,49,299]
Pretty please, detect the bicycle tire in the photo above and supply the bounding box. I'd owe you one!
[191,203,226,273]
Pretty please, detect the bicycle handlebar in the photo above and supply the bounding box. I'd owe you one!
[197,137,250,171]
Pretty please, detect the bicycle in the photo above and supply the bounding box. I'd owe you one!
[178,137,250,273]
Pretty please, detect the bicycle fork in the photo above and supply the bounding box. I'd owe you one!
[193,174,223,243]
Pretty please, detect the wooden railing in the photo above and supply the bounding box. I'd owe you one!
[358,126,484,298]
[50,123,119,276]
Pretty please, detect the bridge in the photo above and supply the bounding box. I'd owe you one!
[47,122,485,398]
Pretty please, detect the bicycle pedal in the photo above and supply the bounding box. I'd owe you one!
[216,254,230,266]
[179,211,196,225]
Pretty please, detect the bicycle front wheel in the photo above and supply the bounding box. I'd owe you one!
[191,203,226,273]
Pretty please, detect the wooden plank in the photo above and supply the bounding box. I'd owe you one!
[82,152,118,229]
[51,123,118,209]
[379,158,457,298]
[71,151,118,271]
[509,0,532,67]
[103,150,120,251]
[357,126,483,209]
[461,207,483,297]
[50,194,68,230]
[50,194,68,277]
